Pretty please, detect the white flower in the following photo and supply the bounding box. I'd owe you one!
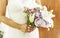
[34,6,55,28]
[40,7,55,28]
[29,13,35,23]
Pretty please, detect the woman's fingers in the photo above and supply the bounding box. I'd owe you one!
[25,25,31,32]
[31,26,36,31]
[26,25,36,32]
[20,24,36,32]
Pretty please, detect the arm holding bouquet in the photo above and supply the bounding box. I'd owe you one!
[0,0,35,33]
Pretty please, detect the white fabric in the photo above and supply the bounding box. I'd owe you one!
[0,0,39,38]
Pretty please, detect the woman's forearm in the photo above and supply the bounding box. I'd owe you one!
[0,16,21,30]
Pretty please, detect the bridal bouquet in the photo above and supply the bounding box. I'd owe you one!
[24,6,55,29]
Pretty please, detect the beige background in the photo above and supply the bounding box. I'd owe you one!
[38,0,60,38]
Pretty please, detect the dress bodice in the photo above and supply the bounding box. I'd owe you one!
[6,0,41,24]
[0,0,39,38]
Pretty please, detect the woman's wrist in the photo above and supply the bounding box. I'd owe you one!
[15,23,22,30]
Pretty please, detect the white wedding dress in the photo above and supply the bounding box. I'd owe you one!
[0,0,40,38]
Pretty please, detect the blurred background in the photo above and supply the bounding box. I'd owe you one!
[38,0,60,38]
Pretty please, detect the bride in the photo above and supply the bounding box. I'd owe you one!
[0,0,41,38]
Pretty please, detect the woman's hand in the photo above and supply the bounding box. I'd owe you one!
[20,24,36,32]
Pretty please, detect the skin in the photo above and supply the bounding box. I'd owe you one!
[0,0,36,32]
